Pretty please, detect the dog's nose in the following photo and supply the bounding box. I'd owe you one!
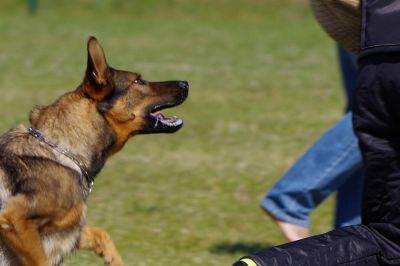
[178,81,189,90]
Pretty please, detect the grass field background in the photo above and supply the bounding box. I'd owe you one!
[0,1,344,265]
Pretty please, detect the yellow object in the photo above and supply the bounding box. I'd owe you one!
[240,258,258,266]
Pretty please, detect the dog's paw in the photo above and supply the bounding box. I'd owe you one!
[104,253,124,266]
[0,223,10,230]
[0,215,12,231]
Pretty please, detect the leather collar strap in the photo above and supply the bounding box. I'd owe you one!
[28,127,94,193]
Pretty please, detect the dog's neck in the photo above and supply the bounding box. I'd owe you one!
[27,126,94,190]
[29,91,117,180]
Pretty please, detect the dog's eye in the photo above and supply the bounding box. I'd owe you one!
[133,77,145,85]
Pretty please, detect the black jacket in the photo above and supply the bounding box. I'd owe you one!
[233,1,400,265]
[360,0,400,57]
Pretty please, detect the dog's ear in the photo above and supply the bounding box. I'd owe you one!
[84,36,113,101]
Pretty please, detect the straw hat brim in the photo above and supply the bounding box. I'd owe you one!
[310,0,360,53]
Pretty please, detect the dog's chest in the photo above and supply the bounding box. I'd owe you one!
[42,228,81,266]
[0,169,11,209]
[43,205,87,265]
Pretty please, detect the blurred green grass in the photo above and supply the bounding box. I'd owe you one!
[0,1,343,265]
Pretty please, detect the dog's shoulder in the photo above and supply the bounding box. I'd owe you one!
[0,124,60,162]
[0,125,82,195]
[0,125,29,209]
[0,124,33,154]
[0,124,31,174]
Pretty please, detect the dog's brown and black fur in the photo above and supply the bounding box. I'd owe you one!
[0,37,188,266]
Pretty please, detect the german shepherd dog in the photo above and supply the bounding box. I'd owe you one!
[0,37,188,266]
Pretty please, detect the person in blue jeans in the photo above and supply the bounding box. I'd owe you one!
[260,47,363,241]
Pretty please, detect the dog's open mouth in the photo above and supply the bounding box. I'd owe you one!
[151,111,183,131]
[141,81,188,134]
[144,103,184,134]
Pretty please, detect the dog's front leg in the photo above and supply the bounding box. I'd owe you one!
[78,226,124,266]
[0,195,49,266]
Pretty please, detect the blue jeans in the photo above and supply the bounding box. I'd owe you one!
[335,47,362,228]
[260,47,363,228]
[260,112,363,228]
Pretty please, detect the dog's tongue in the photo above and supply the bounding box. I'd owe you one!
[151,111,166,118]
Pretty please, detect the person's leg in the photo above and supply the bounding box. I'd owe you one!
[337,46,358,112]
[261,112,362,240]
[233,54,400,266]
[334,46,362,228]
[261,47,363,240]
[334,169,363,227]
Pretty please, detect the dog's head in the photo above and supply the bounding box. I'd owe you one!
[81,37,188,151]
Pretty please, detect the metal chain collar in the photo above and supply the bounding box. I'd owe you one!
[28,127,94,193]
